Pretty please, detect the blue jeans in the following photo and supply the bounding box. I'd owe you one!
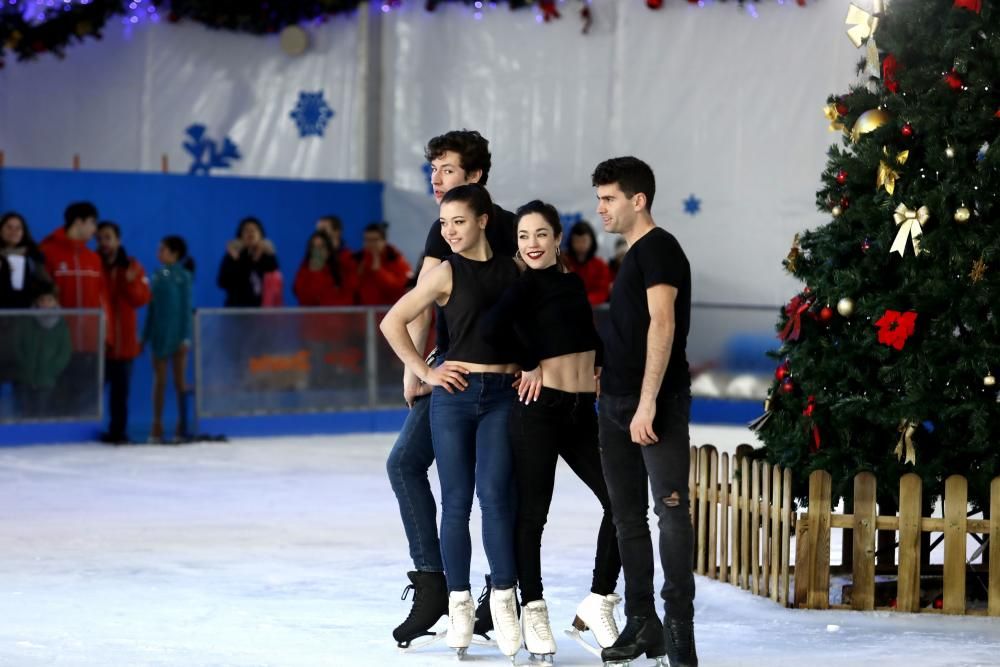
[386,394,444,572]
[430,373,517,592]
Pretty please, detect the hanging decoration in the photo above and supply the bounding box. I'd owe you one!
[784,234,802,274]
[851,108,891,142]
[895,419,917,464]
[875,309,918,350]
[823,102,847,133]
[803,395,821,452]
[845,0,883,79]
[889,204,929,257]
[970,256,987,283]
[876,147,909,195]
[779,292,814,342]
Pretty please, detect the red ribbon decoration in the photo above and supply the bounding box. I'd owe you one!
[539,0,560,21]
[882,54,900,93]
[803,395,821,452]
[954,0,982,13]
[779,293,813,342]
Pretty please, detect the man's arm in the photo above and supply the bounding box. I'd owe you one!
[631,283,677,445]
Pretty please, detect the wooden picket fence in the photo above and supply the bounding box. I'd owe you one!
[689,445,1000,616]
[688,444,795,606]
[795,470,1000,615]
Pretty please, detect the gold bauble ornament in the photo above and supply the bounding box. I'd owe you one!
[954,207,971,223]
[836,298,855,318]
[831,205,843,218]
[851,108,891,142]
[985,374,996,387]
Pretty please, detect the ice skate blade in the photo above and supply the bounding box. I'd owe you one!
[528,652,555,664]
[470,634,497,648]
[455,647,468,660]
[564,627,602,658]
[601,655,667,667]
[396,629,447,652]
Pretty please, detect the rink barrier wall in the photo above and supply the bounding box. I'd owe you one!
[794,470,1000,616]
[689,444,794,607]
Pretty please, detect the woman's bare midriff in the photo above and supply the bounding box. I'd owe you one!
[539,351,598,394]
[447,361,521,375]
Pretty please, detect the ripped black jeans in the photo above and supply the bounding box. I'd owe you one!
[598,391,695,621]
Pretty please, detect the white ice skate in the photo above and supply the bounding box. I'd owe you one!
[447,590,475,659]
[489,587,522,663]
[522,599,557,664]
[565,592,621,657]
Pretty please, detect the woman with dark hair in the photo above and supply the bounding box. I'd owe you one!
[216,217,280,307]
[355,222,412,306]
[293,232,354,306]
[144,235,194,443]
[483,201,622,663]
[380,183,522,661]
[565,220,611,306]
[0,211,51,309]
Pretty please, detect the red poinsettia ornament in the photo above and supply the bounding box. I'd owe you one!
[875,310,918,350]
[954,0,982,13]
[779,293,813,342]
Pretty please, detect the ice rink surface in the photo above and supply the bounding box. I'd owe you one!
[2,428,1000,666]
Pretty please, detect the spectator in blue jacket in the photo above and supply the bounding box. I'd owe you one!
[143,235,194,443]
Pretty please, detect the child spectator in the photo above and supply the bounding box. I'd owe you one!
[355,222,412,306]
[565,220,611,305]
[97,221,151,444]
[293,232,355,306]
[217,216,280,307]
[144,236,194,443]
[13,286,71,419]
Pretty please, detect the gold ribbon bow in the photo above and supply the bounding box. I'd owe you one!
[890,204,929,257]
[876,147,910,195]
[823,103,846,133]
[846,1,884,79]
[895,419,917,464]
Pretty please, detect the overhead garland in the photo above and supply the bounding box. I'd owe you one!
[0,0,813,69]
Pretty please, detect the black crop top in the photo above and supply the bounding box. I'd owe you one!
[442,253,521,364]
[482,265,604,371]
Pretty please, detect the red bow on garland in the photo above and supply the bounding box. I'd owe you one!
[779,293,813,342]
[875,310,918,350]
[803,395,821,452]
[882,54,900,93]
[954,0,982,13]
[539,0,560,21]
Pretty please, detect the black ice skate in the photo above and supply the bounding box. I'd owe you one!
[663,616,698,667]
[473,575,494,640]
[393,570,448,649]
[600,615,667,667]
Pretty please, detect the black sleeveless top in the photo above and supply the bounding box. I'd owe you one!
[442,253,520,364]
[482,265,604,371]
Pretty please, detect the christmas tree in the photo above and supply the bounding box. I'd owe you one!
[758,0,1000,512]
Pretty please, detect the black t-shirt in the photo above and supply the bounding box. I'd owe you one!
[482,265,603,371]
[602,227,690,397]
[442,253,520,364]
[422,204,517,355]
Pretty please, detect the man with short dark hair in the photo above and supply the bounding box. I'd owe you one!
[386,129,518,648]
[96,221,150,444]
[591,157,697,667]
[39,201,110,417]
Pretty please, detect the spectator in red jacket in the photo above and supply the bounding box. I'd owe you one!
[355,222,412,306]
[565,220,611,306]
[39,201,109,417]
[294,232,355,306]
[316,214,358,280]
[97,221,151,444]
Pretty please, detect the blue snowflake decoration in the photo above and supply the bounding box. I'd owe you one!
[290,91,335,138]
[683,194,702,216]
[183,124,241,176]
[421,163,435,196]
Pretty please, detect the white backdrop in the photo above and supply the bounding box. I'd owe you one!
[0,0,864,305]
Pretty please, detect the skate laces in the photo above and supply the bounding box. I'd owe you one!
[526,604,552,641]
[599,595,621,635]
